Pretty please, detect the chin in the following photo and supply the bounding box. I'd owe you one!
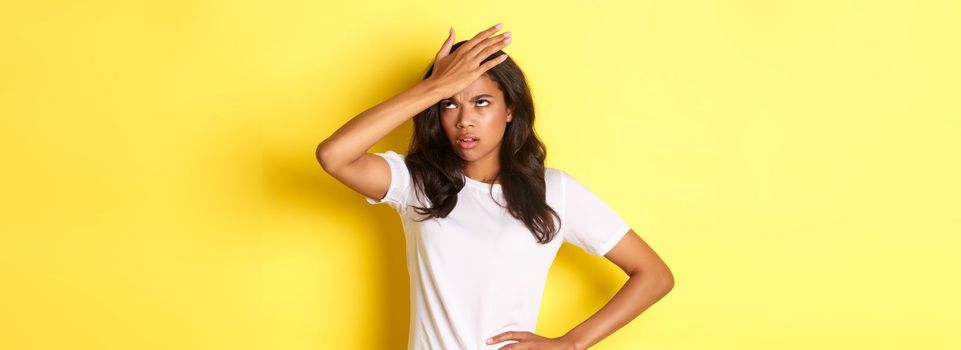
[451,145,486,161]
[453,150,475,161]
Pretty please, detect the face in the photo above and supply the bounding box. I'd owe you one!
[439,74,512,163]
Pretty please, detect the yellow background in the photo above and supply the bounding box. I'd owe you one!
[2,0,959,349]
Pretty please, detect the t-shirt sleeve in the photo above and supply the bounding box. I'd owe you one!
[362,150,415,212]
[560,170,631,256]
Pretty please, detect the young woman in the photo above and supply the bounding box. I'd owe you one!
[316,23,674,350]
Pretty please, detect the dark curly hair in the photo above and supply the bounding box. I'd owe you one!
[401,40,562,244]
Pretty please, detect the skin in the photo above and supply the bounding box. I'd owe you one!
[317,22,674,350]
[315,23,511,202]
[439,74,512,185]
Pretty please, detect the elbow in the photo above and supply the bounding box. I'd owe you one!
[662,273,675,294]
[636,266,674,294]
[659,268,675,294]
[315,142,336,173]
[316,141,360,174]
[628,267,674,295]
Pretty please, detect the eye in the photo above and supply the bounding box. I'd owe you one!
[440,99,491,109]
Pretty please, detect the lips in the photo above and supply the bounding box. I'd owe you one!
[457,133,480,142]
[456,133,480,149]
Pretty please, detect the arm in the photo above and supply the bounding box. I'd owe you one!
[560,229,674,349]
[314,79,448,201]
[315,79,446,173]
[315,23,511,201]
[315,23,510,172]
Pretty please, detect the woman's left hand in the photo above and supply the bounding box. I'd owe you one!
[485,331,579,349]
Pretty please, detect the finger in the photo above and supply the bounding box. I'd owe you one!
[476,52,509,73]
[471,31,511,60]
[436,26,455,60]
[486,330,531,345]
[459,22,503,55]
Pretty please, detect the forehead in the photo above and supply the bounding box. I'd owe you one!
[447,74,502,100]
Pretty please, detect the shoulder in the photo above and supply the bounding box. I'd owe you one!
[544,166,569,180]
[377,150,406,160]
[372,150,413,184]
[544,166,560,178]
[544,166,570,190]
[372,150,410,171]
[544,167,591,195]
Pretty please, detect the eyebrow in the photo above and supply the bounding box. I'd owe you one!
[440,94,494,102]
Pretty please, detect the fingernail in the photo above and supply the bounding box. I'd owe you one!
[495,23,503,29]
[486,338,493,344]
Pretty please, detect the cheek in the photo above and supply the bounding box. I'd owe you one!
[481,120,509,142]
[438,115,455,132]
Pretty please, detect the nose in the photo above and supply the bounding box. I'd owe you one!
[456,120,474,129]
[456,111,476,129]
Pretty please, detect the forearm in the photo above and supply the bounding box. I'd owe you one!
[316,78,449,171]
[561,272,674,349]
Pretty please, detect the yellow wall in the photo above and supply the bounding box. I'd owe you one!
[2,1,958,349]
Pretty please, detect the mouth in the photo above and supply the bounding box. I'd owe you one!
[456,135,480,150]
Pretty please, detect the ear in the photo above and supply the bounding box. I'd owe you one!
[507,110,513,123]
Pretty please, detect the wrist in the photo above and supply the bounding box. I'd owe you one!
[417,77,452,99]
[559,333,587,350]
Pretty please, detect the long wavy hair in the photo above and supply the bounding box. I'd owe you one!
[402,40,562,244]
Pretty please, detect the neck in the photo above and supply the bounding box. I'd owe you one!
[464,153,501,184]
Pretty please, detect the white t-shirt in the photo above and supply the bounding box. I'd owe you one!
[363,150,631,350]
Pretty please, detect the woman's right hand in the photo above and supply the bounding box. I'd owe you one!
[425,23,512,96]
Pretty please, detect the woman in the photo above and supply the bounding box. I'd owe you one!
[316,23,674,350]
